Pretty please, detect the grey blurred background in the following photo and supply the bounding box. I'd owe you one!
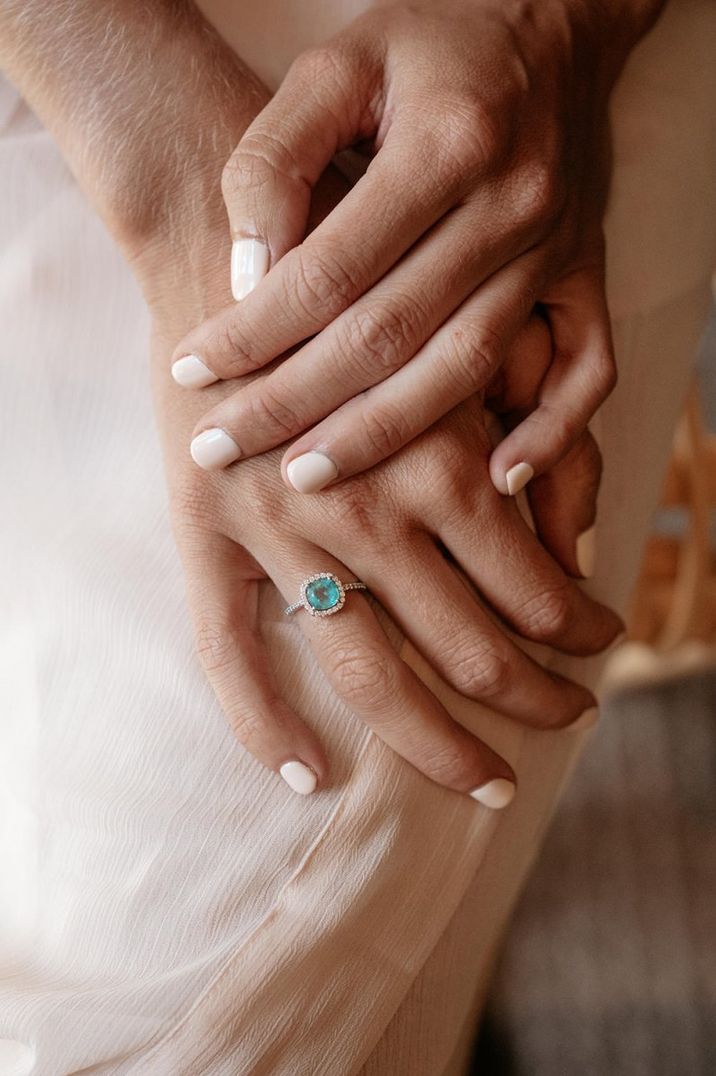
[472,306,716,1075]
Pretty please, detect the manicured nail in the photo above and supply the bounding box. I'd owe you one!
[286,451,338,493]
[171,354,219,389]
[570,706,599,732]
[279,760,317,795]
[190,428,240,470]
[576,525,596,578]
[231,238,269,301]
[505,462,534,496]
[469,778,516,810]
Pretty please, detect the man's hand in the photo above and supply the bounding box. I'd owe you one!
[169,0,665,501]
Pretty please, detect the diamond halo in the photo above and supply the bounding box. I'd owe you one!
[284,572,367,618]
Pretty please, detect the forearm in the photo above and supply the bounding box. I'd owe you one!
[0,0,268,263]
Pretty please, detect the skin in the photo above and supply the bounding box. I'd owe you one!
[174,0,666,499]
[0,0,631,800]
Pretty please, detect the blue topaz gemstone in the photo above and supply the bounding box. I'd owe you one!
[305,575,342,612]
[284,573,365,617]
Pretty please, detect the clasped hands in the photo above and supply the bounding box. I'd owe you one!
[143,0,633,805]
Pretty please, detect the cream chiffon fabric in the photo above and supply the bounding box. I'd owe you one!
[1,3,715,1074]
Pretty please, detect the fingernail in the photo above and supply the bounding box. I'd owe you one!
[171,354,219,389]
[286,451,338,493]
[279,760,318,795]
[576,525,596,578]
[231,238,269,301]
[505,462,534,496]
[190,428,240,470]
[570,705,599,732]
[469,778,516,810]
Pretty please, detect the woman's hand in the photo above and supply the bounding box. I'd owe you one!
[171,0,663,496]
[151,185,616,803]
[156,340,620,805]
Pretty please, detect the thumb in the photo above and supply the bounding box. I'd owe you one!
[488,266,616,496]
[223,41,380,299]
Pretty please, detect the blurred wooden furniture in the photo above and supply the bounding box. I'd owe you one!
[628,384,716,647]
[605,382,716,693]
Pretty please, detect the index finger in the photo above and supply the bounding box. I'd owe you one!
[178,527,330,795]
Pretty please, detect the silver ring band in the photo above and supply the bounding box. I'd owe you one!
[284,572,368,618]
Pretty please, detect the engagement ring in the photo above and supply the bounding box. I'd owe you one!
[284,572,368,618]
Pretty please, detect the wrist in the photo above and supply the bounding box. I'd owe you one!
[489,0,665,91]
[555,0,666,78]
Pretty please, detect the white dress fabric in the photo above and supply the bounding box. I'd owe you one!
[0,2,715,1074]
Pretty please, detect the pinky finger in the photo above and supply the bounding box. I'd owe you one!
[489,266,617,497]
[181,529,330,795]
[527,429,603,579]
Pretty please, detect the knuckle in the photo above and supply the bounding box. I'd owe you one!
[438,97,504,174]
[286,244,360,325]
[322,481,397,548]
[534,403,576,450]
[443,641,510,701]
[513,159,565,230]
[290,44,348,89]
[222,130,303,198]
[433,458,474,516]
[227,707,265,747]
[514,584,573,643]
[341,300,419,381]
[441,322,503,395]
[194,618,235,676]
[409,428,487,518]
[221,147,272,200]
[326,643,395,710]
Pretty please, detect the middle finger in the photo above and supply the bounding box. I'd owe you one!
[335,529,598,729]
[180,196,547,468]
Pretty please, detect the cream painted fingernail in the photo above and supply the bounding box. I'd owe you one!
[576,525,596,578]
[231,238,270,301]
[570,706,599,732]
[469,778,516,810]
[286,451,338,493]
[279,760,317,795]
[171,354,219,389]
[505,462,534,496]
[190,428,240,470]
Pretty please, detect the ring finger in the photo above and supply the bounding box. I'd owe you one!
[260,540,518,808]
